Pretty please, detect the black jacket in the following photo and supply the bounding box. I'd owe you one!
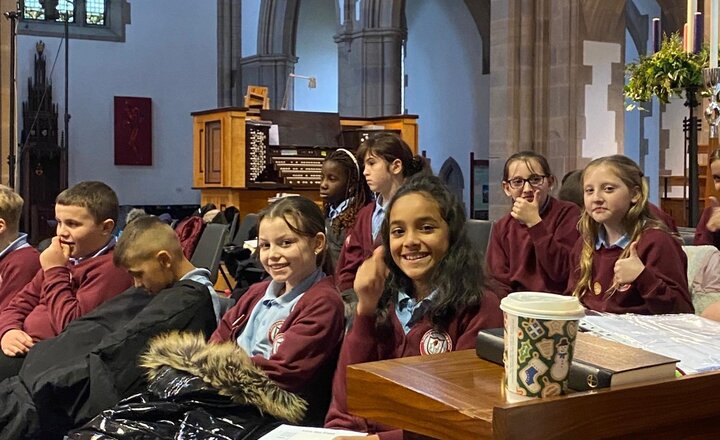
[69,332,308,440]
[0,279,217,439]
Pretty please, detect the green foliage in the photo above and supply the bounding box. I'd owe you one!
[624,33,708,111]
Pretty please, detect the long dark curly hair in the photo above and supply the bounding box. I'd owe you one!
[322,149,372,234]
[375,175,486,330]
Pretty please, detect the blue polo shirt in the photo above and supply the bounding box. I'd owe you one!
[236,268,325,358]
[328,198,352,221]
[180,267,220,323]
[68,236,117,265]
[395,290,437,334]
[595,228,631,250]
[371,195,388,241]
[0,233,30,260]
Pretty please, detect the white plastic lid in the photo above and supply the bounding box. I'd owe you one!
[500,291,585,320]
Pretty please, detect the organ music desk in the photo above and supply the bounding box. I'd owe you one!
[346,350,720,440]
[191,107,418,217]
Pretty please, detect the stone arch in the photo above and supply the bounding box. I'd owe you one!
[625,1,648,57]
[439,157,464,207]
[359,0,404,28]
[236,0,302,109]
[582,1,626,41]
[462,0,490,74]
[656,0,687,35]
[233,0,407,115]
[257,0,301,55]
[336,0,406,116]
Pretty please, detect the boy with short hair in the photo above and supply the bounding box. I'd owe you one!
[0,185,40,311]
[114,214,221,320]
[0,181,133,365]
[0,214,219,436]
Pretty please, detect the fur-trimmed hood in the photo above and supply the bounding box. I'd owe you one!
[139,331,307,423]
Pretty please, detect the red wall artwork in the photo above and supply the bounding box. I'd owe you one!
[114,96,152,165]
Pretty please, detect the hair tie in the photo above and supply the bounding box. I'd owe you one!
[336,148,360,174]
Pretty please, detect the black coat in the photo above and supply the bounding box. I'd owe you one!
[69,332,309,440]
[0,279,217,439]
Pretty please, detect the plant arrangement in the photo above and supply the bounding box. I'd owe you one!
[624,33,708,110]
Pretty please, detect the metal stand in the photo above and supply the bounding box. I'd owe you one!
[683,86,701,227]
[3,10,17,188]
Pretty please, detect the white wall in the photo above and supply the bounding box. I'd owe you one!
[405,0,489,212]
[294,0,338,112]
[241,0,260,56]
[583,41,621,159]
[17,0,217,205]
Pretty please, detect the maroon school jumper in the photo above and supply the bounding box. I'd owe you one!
[324,290,503,440]
[210,276,345,425]
[0,247,40,312]
[694,206,720,249]
[487,197,580,296]
[566,228,693,314]
[648,203,678,233]
[335,203,381,292]
[0,250,133,341]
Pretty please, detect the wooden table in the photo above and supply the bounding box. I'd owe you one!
[346,350,720,439]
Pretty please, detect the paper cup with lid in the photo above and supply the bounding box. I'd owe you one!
[499,291,585,401]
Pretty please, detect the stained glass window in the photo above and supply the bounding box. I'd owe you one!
[85,0,106,25]
[18,1,127,42]
[22,0,76,23]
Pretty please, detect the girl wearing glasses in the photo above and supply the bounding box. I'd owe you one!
[567,155,692,314]
[486,151,580,296]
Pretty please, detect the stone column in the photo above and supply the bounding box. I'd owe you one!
[217,0,243,107]
[240,54,298,109]
[489,0,629,220]
[335,0,405,117]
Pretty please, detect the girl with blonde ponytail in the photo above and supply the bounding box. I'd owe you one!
[567,155,693,314]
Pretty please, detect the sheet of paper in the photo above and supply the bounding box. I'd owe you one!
[243,239,257,252]
[269,124,280,145]
[259,424,366,440]
[580,312,720,374]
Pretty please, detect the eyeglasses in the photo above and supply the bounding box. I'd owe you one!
[505,175,547,189]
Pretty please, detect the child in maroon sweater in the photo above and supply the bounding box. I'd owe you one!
[334,134,429,297]
[695,148,720,249]
[567,155,693,314]
[0,185,40,312]
[325,175,503,440]
[320,148,372,273]
[487,151,580,296]
[0,181,133,378]
[211,196,345,425]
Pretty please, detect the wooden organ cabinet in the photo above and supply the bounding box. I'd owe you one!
[191,108,418,217]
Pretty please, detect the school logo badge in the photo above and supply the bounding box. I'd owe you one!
[272,333,285,355]
[267,320,285,344]
[419,330,453,355]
